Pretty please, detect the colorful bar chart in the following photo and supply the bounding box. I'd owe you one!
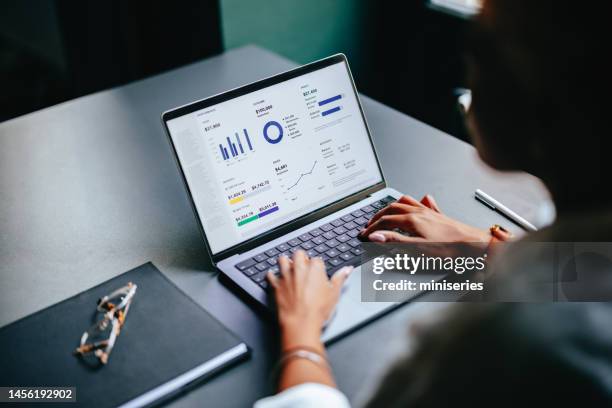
[220,129,254,160]
[228,184,272,205]
[237,205,279,227]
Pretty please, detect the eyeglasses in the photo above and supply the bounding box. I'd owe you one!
[74,282,137,365]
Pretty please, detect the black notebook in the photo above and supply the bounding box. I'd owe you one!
[0,262,249,407]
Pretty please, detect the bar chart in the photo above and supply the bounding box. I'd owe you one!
[219,129,254,160]
[318,94,343,117]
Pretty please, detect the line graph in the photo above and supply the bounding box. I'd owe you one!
[287,160,318,191]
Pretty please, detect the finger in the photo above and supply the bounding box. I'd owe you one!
[361,214,414,237]
[292,250,309,276]
[267,270,280,289]
[310,256,326,276]
[397,195,426,208]
[367,202,418,226]
[331,266,353,292]
[368,230,426,243]
[278,255,293,282]
[420,194,442,213]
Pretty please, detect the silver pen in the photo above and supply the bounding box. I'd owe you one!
[475,189,538,232]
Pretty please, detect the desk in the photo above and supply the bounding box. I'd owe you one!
[0,46,549,406]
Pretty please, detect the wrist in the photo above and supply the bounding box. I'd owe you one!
[280,318,324,353]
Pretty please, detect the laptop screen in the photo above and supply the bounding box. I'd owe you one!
[165,58,383,255]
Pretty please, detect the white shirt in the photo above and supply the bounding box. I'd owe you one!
[254,383,351,408]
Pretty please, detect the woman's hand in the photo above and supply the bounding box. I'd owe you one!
[267,251,352,351]
[360,194,490,243]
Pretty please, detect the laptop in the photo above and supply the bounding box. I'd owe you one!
[162,54,429,341]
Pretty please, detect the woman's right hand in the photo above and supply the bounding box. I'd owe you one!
[360,194,490,243]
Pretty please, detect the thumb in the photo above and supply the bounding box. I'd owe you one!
[369,230,426,243]
[331,266,353,291]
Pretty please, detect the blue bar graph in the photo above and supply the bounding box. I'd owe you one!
[220,130,254,161]
[318,94,342,106]
[322,106,341,116]
[235,133,244,153]
[243,129,253,150]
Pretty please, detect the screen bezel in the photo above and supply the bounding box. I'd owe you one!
[162,54,386,262]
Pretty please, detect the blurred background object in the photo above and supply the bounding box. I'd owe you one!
[1,0,472,141]
[427,0,483,18]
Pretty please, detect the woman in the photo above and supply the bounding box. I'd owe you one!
[256,0,612,406]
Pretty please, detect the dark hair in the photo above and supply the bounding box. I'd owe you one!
[465,0,610,212]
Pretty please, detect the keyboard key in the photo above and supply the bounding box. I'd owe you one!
[351,209,365,217]
[321,223,334,232]
[255,262,269,272]
[381,196,396,204]
[333,226,347,235]
[290,246,300,253]
[348,229,360,238]
[301,241,314,250]
[312,236,325,245]
[326,249,340,258]
[348,239,362,247]
[310,228,323,236]
[345,221,358,230]
[252,271,267,282]
[321,254,330,261]
[326,239,340,248]
[315,244,329,253]
[331,219,344,227]
[299,233,313,242]
[243,267,257,276]
[361,205,375,213]
[259,280,269,289]
[340,252,355,261]
[236,258,256,270]
[336,234,350,243]
[337,243,351,252]
[322,231,335,240]
[351,247,364,256]
[341,214,354,222]
[307,249,318,258]
[269,266,280,274]
[276,243,290,252]
[288,239,301,247]
[328,258,343,267]
[267,257,278,265]
[253,253,267,263]
[354,217,368,225]
[372,201,385,209]
[265,248,279,257]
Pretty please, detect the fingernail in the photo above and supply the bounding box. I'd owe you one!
[369,232,387,242]
[359,228,366,235]
[342,266,354,276]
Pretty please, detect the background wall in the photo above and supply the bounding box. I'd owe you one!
[2,0,469,140]
[221,0,470,140]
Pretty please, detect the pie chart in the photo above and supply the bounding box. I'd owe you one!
[263,120,283,144]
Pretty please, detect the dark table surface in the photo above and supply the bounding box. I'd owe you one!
[0,45,551,407]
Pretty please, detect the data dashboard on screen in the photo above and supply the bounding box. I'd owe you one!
[167,61,383,254]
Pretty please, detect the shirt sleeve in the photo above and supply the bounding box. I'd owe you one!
[254,383,351,408]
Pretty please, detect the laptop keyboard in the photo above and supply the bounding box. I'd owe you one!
[234,196,396,290]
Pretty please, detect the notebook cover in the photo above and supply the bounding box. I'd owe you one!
[0,262,249,407]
